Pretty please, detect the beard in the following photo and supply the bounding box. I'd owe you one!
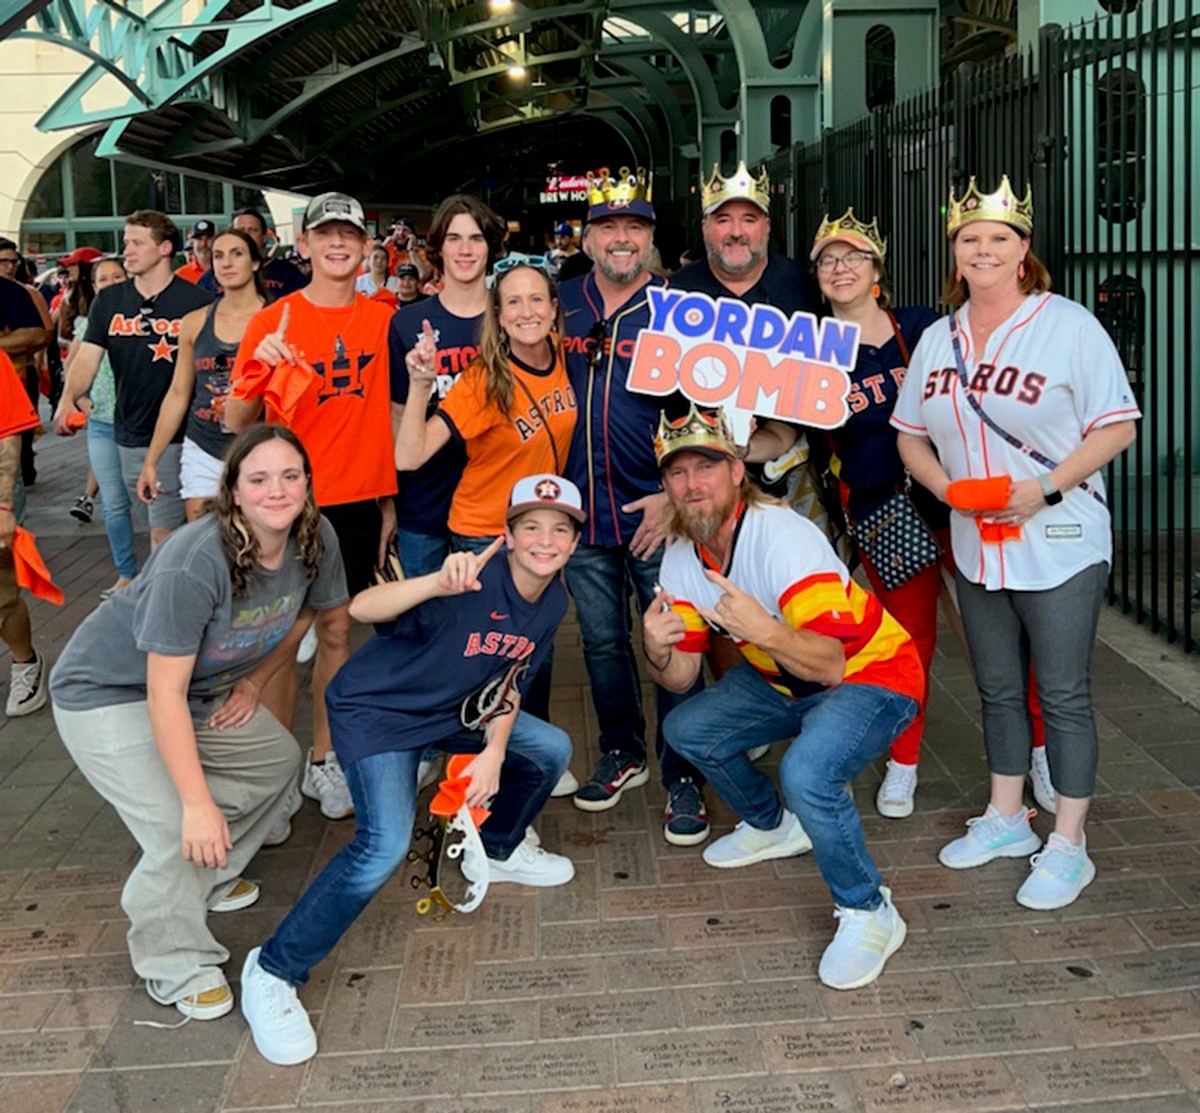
[594,249,645,284]
[707,240,766,278]
[672,503,730,545]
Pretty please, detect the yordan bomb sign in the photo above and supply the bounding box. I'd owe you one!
[627,289,859,442]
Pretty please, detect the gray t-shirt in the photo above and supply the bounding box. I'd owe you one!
[50,515,347,719]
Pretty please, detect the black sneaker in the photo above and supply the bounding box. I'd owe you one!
[664,777,710,846]
[69,495,94,523]
[573,750,649,812]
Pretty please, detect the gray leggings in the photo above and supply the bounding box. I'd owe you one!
[955,562,1107,799]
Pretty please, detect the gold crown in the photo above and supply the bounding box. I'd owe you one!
[586,166,652,207]
[811,207,887,261]
[701,161,770,215]
[654,403,737,467]
[947,174,1033,237]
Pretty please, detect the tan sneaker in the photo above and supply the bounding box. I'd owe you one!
[212,878,260,913]
[175,983,234,1020]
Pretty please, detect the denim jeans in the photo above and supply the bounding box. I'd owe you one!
[258,712,570,987]
[956,562,1107,798]
[564,542,704,787]
[664,664,917,909]
[396,526,449,578]
[87,419,138,579]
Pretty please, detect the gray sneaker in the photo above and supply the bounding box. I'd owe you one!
[6,651,46,717]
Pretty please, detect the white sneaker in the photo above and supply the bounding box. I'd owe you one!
[524,826,541,847]
[551,768,579,797]
[1016,833,1095,910]
[468,839,575,888]
[240,946,317,1066]
[702,810,812,869]
[876,760,918,819]
[938,804,1042,869]
[300,749,354,819]
[818,886,907,990]
[746,744,771,763]
[1029,746,1057,815]
[296,624,318,664]
[6,651,46,717]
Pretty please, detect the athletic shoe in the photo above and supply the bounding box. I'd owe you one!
[525,826,540,847]
[663,777,710,846]
[296,624,318,664]
[818,885,907,990]
[6,651,47,718]
[573,750,649,812]
[212,878,260,913]
[746,744,771,763]
[875,760,918,819]
[263,784,303,848]
[417,754,443,791]
[468,839,575,888]
[938,804,1041,869]
[1029,746,1057,815]
[174,983,234,1021]
[300,749,354,819]
[702,810,812,869]
[1016,833,1095,910]
[240,946,317,1065]
[551,768,579,797]
[69,495,94,523]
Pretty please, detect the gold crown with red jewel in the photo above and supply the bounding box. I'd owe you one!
[810,207,887,261]
[701,161,770,215]
[586,166,653,208]
[947,174,1033,237]
[654,403,738,467]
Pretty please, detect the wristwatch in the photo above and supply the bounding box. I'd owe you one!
[1037,473,1063,506]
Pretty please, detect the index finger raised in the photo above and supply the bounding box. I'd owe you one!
[274,302,290,339]
[475,535,506,569]
[703,568,736,592]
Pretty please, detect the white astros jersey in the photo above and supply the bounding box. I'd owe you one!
[891,293,1140,591]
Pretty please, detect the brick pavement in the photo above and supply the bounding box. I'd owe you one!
[0,424,1197,1112]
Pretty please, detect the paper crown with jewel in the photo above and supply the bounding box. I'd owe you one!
[810,207,887,262]
[701,161,770,216]
[947,174,1033,238]
[585,166,655,222]
[654,403,738,468]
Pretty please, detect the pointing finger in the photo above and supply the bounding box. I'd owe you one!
[475,535,505,570]
[703,569,736,592]
[275,302,290,339]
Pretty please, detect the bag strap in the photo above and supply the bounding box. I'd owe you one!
[885,308,911,367]
[512,371,561,476]
[948,313,1106,508]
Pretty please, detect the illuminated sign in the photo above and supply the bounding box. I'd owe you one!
[540,175,589,204]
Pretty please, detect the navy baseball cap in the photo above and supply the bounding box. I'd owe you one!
[190,220,216,238]
[395,263,420,279]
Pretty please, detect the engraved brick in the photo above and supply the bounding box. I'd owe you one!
[620,1028,764,1083]
[999,918,1147,962]
[657,856,773,885]
[763,1017,921,1072]
[391,1000,537,1048]
[472,892,538,960]
[541,990,679,1039]
[16,866,127,896]
[821,969,967,1019]
[957,960,1110,1006]
[336,901,417,969]
[681,979,822,1029]
[694,1074,859,1113]
[1131,908,1200,949]
[600,882,721,919]
[0,954,136,994]
[1015,1044,1187,1105]
[0,1073,81,1113]
[1057,992,1200,1045]
[399,929,473,1004]
[740,939,828,981]
[1158,1036,1200,1090]
[472,956,606,1000]
[881,927,1016,973]
[303,1049,460,1103]
[596,833,658,887]
[667,908,795,949]
[542,918,664,957]
[852,1058,1023,1112]
[0,1029,101,1072]
[318,967,401,1052]
[718,877,833,910]
[0,925,101,961]
[461,1036,614,1094]
[606,948,741,991]
[914,1005,1071,1058]
[1099,947,1200,994]
[1054,877,1183,920]
[539,1085,691,1113]
[540,861,599,923]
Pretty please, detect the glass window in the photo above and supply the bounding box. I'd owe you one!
[185,175,223,214]
[1098,0,1140,13]
[114,161,157,216]
[234,186,268,212]
[21,231,67,260]
[72,135,114,217]
[866,25,896,111]
[25,158,64,219]
[163,172,183,216]
[1096,275,1144,401]
[1095,67,1145,224]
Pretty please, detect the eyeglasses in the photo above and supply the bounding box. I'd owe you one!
[0,256,18,267]
[587,319,607,371]
[816,250,872,273]
[493,252,549,276]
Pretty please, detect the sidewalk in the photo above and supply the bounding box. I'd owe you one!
[0,424,1197,1112]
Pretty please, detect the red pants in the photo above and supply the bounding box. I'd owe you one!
[858,526,1044,764]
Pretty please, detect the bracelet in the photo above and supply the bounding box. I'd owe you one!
[645,647,672,672]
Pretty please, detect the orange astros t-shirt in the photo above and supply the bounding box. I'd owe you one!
[233,291,397,508]
[436,346,576,537]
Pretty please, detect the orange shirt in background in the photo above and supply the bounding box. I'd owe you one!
[0,351,39,438]
[436,347,576,537]
[233,291,397,509]
[175,260,205,285]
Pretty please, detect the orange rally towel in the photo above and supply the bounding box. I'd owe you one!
[12,527,63,605]
[65,412,87,431]
[233,359,320,423]
[429,753,491,829]
[946,476,1012,512]
[977,519,1022,544]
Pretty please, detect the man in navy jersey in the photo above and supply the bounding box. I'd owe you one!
[557,168,707,843]
[240,474,581,1067]
[389,194,505,575]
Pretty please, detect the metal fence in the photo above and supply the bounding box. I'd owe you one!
[769,0,1198,654]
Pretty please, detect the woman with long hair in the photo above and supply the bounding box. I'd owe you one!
[137,229,269,520]
[394,258,576,724]
[892,176,1139,909]
[63,255,139,594]
[49,425,348,1020]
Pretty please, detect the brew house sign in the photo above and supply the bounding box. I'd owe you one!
[540,174,589,204]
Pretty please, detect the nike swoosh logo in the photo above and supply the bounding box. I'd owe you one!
[490,611,509,620]
[564,308,582,317]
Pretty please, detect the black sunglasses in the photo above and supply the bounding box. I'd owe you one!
[138,294,160,320]
[587,319,607,371]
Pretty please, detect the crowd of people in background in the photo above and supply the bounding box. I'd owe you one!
[0,162,1139,1064]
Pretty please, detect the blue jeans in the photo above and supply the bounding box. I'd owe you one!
[87,419,138,579]
[258,712,569,987]
[395,526,449,578]
[565,542,704,787]
[664,664,917,909]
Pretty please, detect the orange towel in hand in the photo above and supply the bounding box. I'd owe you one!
[65,412,87,431]
[946,476,1012,512]
[977,519,1022,544]
[233,359,319,422]
[11,527,63,605]
[429,753,491,829]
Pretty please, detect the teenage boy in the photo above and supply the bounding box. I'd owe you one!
[388,194,505,576]
[54,210,213,548]
[225,192,398,822]
[240,474,582,1067]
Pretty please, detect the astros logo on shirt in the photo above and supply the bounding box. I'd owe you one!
[314,334,375,404]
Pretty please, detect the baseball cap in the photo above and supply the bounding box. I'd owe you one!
[59,246,105,266]
[555,222,575,237]
[190,219,217,238]
[395,263,420,279]
[303,192,367,233]
[506,474,586,525]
